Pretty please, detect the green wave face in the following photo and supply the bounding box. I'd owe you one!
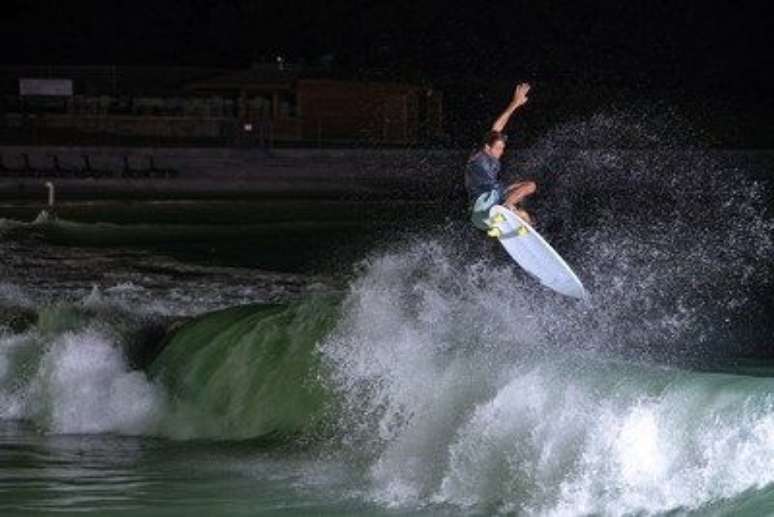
[149,295,340,441]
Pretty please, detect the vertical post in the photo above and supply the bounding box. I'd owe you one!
[44,181,55,207]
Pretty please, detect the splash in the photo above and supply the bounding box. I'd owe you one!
[0,110,771,515]
[0,326,163,434]
[319,239,774,514]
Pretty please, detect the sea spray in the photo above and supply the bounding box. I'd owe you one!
[319,240,774,514]
[26,328,163,434]
[320,112,774,511]
[0,324,163,434]
[0,284,173,434]
[0,111,770,515]
[513,114,773,361]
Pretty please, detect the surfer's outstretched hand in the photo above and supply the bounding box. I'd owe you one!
[513,83,530,107]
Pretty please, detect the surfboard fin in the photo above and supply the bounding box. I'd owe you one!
[492,214,506,224]
[516,226,529,236]
[487,227,502,238]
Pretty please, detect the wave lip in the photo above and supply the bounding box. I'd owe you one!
[149,297,338,441]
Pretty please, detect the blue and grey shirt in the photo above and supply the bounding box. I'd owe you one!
[465,150,502,203]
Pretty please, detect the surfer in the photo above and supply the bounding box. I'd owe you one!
[465,82,536,230]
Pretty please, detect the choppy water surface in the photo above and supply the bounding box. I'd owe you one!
[1,118,773,516]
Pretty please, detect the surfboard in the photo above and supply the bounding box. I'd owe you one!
[486,205,589,300]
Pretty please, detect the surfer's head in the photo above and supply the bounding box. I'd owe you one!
[483,130,507,160]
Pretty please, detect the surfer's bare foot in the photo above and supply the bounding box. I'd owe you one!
[516,209,534,225]
[504,204,533,225]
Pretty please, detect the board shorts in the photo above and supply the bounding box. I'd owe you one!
[470,187,503,230]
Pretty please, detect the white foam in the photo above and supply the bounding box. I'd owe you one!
[321,240,774,515]
[5,328,164,435]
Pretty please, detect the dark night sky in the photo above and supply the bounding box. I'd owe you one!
[2,1,773,88]
[2,0,773,145]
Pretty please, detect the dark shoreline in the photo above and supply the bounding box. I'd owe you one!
[0,145,465,202]
[1,145,772,204]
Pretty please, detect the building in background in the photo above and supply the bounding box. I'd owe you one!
[0,64,443,147]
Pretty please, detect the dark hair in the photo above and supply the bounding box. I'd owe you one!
[483,130,508,147]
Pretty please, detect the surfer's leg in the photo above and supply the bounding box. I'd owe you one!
[504,180,536,205]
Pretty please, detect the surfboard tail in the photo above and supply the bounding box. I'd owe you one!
[487,204,589,300]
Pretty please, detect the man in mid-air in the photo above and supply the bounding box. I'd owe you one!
[465,83,536,231]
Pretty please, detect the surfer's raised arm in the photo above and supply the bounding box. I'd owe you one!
[491,83,531,132]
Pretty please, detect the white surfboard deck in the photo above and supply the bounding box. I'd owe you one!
[487,205,589,300]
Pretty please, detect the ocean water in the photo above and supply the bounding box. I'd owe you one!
[1,120,773,516]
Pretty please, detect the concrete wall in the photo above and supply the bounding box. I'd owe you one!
[1,145,771,201]
[0,145,464,200]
